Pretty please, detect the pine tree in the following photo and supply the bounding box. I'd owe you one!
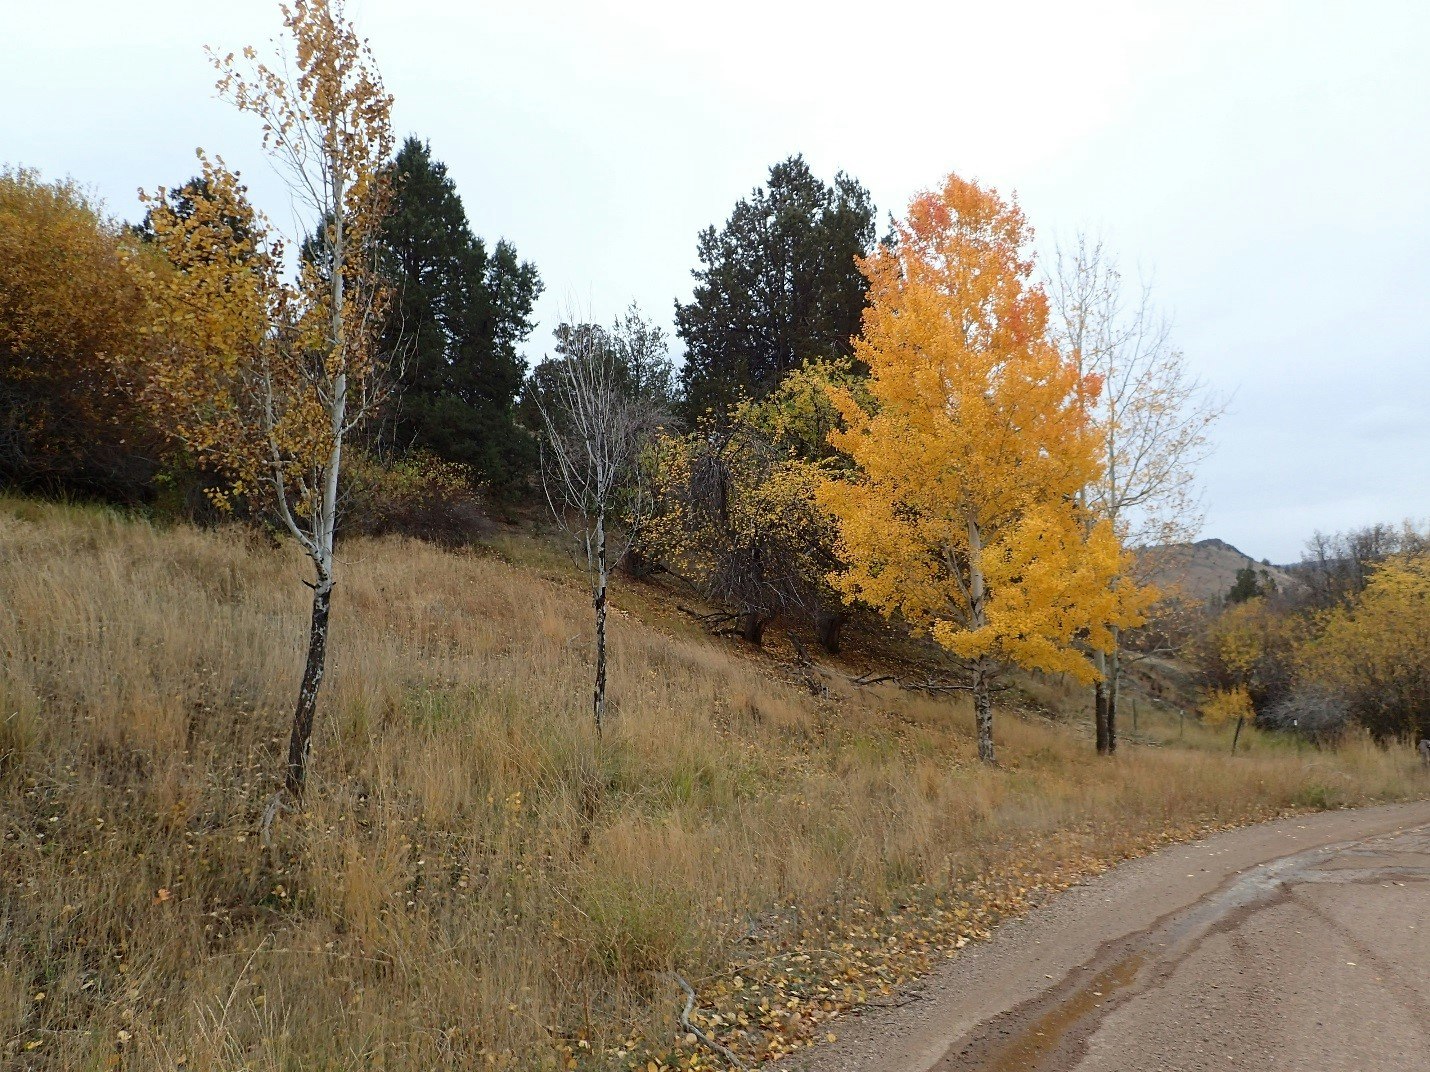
[379,137,541,489]
[675,155,873,418]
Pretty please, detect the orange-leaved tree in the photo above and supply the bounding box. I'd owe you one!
[818,174,1148,763]
[118,0,393,801]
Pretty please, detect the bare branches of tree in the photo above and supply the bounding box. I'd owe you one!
[1048,233,1225,754]
[533,306,668,735]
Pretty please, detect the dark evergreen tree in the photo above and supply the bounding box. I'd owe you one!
[378,137,542,489]
[674,155,874,417]
[1227,566,1269,604]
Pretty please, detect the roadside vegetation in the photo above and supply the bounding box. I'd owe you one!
[1192,523,1430,750]
[1,499,1423,1070]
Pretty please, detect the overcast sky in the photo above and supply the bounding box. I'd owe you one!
[5,0,1427,561]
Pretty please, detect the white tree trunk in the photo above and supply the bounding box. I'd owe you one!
[966,516,996,764]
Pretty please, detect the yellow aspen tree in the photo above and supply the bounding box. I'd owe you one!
[119,0,393,801]
[1200,685,1255,753]
[818,174,1146,763]
[1301,554,1430,743]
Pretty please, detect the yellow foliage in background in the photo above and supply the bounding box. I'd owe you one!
[0,169,158,482]
[117,157,297,508]
[1200,684,1254,728]
[1301,554,1430,741]
[642,360,857,637]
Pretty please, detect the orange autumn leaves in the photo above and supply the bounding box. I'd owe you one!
[818,175,1155,717]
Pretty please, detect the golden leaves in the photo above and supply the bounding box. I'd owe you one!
[123,0,395,530]
[0,170,144,364]
[819,173,1131,682]
[121,156,287,507]
[1300,553,1430,720]
[1201,685,1253,727]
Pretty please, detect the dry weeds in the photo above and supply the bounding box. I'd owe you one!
[0,499,1422,1070]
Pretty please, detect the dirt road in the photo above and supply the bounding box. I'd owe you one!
[799,802,1430,1072]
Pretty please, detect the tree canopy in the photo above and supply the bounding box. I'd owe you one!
[1302,555,1430,742]
[819,174,1146,761]
[675,155,874,418]
[379,137,541,489]
[0,169,157,498]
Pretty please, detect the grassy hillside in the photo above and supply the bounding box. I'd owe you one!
[1,500,1422,1071]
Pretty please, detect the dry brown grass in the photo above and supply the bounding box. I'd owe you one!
[1,499,1423,1070]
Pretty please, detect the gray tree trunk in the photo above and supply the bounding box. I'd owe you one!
[1106,632,1122,755]
[285,579,332,797]
[965,517,996,764]
[1093,647,1110,754]
[593,511,608,737]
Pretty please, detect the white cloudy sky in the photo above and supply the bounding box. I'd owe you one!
[5,0,1427,561]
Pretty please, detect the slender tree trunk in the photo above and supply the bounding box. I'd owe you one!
[1231,716,1244,754]
[283,142,346,801]
[964,518,995,764]
[1106,644,1120,755]
[814,609,846,655]
[285,579,332,798]
[973,660,996,764]
[1093,648,1110,754]
[593,511,608,738]
[740,611,765,645]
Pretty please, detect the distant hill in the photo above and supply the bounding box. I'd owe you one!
[1141,537,1301,605]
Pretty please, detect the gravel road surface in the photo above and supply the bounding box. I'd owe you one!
[797,801,1430,1072]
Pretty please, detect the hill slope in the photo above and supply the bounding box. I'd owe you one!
[0,500,1417,1071]
[1144,537,1301,605]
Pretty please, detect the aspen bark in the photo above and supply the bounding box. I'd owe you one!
[1106,636,1121,754]
[966,517,996,764]
[285,579,332,797]
[973,660,996,764]
[1093,647,1110,755]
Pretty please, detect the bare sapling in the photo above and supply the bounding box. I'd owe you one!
[1048,233,1223,754]
[534,312,663,736]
